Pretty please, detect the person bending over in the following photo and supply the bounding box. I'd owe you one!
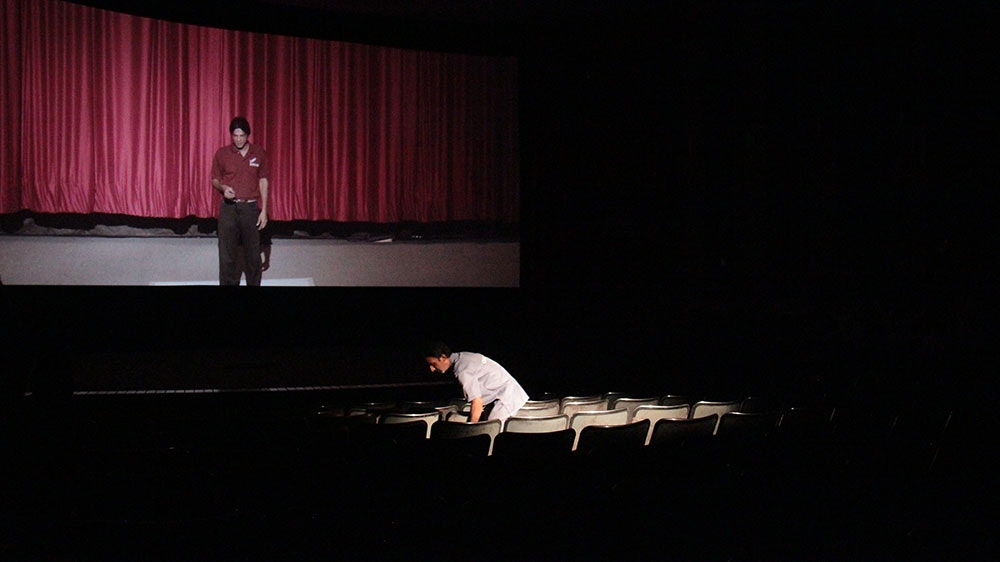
[424,342,529,422]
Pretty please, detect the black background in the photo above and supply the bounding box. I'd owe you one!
[3,1,995,399]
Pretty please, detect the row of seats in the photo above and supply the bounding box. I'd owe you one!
[314,393,829,455]
[345,394,758,425]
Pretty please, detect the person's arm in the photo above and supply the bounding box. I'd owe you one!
[212,178,235,199]
[211,154,235,199]
[468,397,484,423]
[257,177,269,229]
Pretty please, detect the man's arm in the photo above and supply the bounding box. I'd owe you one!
[211,154,234,199]
[212,178,235,199]
[468,397,484,423]
[257,178,269,229]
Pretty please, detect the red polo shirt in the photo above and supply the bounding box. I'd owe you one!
[211,143,269,200]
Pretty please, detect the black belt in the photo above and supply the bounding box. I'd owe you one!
[225,198,257,204]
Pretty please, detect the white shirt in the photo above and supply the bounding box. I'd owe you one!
[451,352,529,420]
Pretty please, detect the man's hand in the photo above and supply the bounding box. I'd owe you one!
[222,186,236,200]
[257,210,268,230]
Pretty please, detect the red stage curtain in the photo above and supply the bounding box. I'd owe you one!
[0,0,519,223]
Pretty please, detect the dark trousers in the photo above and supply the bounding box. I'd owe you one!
[218,200,262,286]
[481,400,497,421]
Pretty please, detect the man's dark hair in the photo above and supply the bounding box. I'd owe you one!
[423,341,452,358]
[229,116,251,136]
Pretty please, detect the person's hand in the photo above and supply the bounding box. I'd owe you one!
[223,186,236,200]
[257,210,268,230]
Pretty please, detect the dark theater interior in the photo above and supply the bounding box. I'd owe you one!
[1,0,995,560]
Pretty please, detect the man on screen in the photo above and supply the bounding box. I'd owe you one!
[212,116,269,286]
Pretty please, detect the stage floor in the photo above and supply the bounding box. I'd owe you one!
[0,235,518,287]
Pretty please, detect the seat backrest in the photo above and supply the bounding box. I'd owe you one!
[380,411,440,438]
[515,402,561,417]
[435,405,458,420]
[659,395,692,407]
[609,397,661,421]
[448,398,472,412]
[524,398,561,408]
[491,428,575,459]
[716,411,779,442]
[691,400,741,434]
[575,419,651,455]
[739,396,780,414]
[777,406,834,442]
[568,408,629,450]
[427,432,493,459]
[632,404,692,444]
[561,398,609,417]
[307,410,369,430]
[431,419,501,439]
[602,391,630,405]
[347,401,397,417]
[560,395,602,407]
[504,414,569,433]
[649,415,718,448]
[396,399,448,414]
[445,410,470,423]
[430,419,502,455]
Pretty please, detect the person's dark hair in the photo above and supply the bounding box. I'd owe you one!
[423,341,452,359]
[229,116,251,136]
